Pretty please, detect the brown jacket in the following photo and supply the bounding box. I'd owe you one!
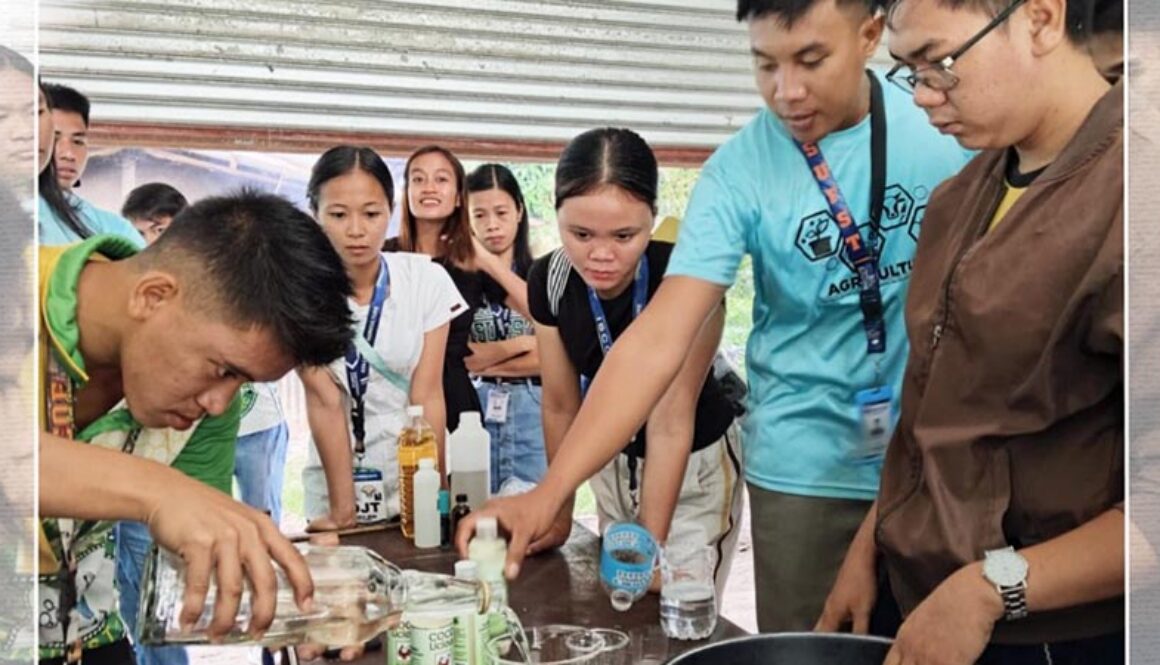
[876,85,1124,644]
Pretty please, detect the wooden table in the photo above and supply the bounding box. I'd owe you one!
[343,522,747,663]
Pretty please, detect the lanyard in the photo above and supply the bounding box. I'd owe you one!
[794,69,888,357]
[45,350,140,663]
[586,255,650,356]
[345,256,390,457]
[584,255,650,500]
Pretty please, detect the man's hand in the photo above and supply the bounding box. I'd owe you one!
[882,563,1002,665]
[455,487,569,580]
[144,481,314,640]
[815,529,878,634]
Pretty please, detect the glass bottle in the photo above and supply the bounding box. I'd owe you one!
[137,544,491,648]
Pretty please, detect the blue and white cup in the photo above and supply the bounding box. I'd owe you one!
[599,522,658,611]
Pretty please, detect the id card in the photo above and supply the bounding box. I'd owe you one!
[853,386,893,461]
[485,389,510,424]
[353,467,386,524]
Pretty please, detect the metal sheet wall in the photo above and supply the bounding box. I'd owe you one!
[38,0,893,159]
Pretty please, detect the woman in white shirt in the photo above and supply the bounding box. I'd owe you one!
[301,145,466,529]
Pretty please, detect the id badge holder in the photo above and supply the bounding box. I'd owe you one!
[353,464,386,524]
[853,385,893,462]
[485,389,510,424]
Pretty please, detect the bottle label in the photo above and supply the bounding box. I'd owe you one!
[354,467,386,524]
[387,622,413,665]
[409,617,455,665]
[451,613,474,665]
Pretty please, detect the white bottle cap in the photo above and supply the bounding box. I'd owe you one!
[419,458,435,470]
[454,559,479,580]
[406,405,424,417]
[461,411,483,428]
[475,516,498,540]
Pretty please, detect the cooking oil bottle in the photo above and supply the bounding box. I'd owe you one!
[398,404,438,540]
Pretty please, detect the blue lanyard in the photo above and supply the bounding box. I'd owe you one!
[345,256,390,453]
[794,70,887,356]
[586,255,650,356]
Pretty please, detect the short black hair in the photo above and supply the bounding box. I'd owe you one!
[122,182,189,221]
[737,0,880,25]
[884,0,1098,43]
[142,188,354,366]
[42,83,90,127]
[1090,0,1121,35]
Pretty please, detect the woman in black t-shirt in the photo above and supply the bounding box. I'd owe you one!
[466,164,548,493]
[525,128,743,589]
[390,145,482,433]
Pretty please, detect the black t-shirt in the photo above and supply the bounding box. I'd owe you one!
[527,240,734,457]
[438,258,484,432]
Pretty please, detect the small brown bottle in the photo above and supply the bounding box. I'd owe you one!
[450,493,472,537]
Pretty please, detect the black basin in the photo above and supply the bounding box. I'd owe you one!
[666,632,892,665]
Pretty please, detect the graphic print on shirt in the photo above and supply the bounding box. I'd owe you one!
[470,301,533,343]
[793,182,931,300]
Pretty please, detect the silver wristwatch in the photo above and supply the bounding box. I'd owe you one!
[982,546,1029,621]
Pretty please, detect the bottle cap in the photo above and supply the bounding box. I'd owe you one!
[454,559,478,580]
[406,404,424,417]
[419,458,435,470]
[475,516,498,540]
[461,410,483,428]
[456,493,469,503]
[438,489,451,513]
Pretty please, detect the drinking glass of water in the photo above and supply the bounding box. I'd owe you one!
[659,542,717,640]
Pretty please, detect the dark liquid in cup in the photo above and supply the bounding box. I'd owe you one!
[611,549,648,565]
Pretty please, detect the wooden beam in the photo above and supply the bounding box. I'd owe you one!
[87,123,713,168]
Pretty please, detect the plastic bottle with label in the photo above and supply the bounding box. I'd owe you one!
[451,560,491,665]
[448,411,490,511]
[398,405,438,540]
[413,458,441,549]
[467,516,509,641]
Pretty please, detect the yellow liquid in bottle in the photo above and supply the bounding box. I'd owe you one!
[397,423,437,539]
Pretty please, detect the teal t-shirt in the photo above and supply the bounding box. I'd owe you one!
[667,70,975,500]
[38,193,145,248]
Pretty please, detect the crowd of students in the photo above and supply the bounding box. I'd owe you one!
[0,0,1129,662]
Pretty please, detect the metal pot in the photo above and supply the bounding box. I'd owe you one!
[666,632,893,665]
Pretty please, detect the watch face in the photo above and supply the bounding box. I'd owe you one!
[984,550,1029,587]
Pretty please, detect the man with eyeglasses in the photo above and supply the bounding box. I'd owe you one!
[456,0,973,634]
[818,0,1123,662]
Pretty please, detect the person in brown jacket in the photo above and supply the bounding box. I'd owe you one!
[816,0,1124,663]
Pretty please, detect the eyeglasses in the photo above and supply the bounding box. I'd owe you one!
[886,0,1027,94]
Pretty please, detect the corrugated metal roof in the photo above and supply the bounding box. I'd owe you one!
[39,0,894,156]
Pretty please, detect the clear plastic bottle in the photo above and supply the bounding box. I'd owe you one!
[398,404,438,540]
[136,544,491,648]
[413,458,441,549]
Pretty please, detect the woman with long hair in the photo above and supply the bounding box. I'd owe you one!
[465,163,546,492]
[389,145,483,433]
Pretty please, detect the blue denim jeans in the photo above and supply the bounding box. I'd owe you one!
[475,380,547,492]
[116,520,188,665]
[234,422,290,523]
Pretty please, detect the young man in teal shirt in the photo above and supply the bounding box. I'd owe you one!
[461,0,972,632]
